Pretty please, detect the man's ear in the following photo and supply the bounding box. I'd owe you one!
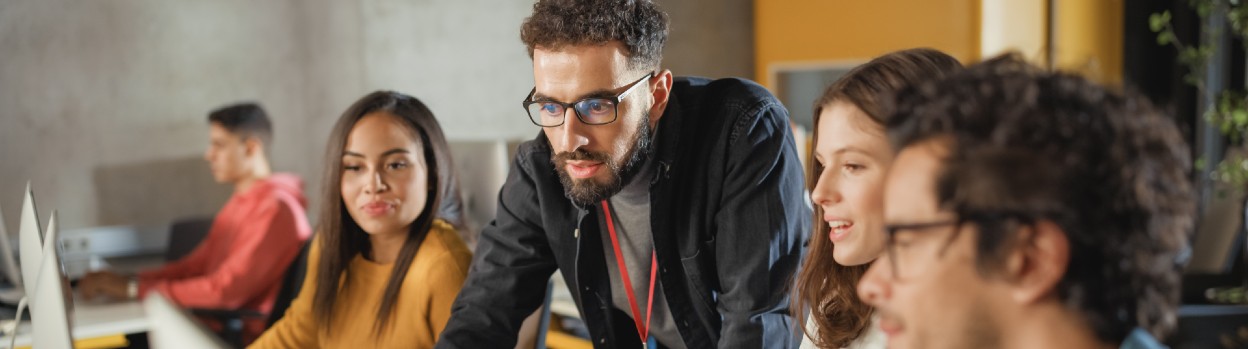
[1004,219,1070,304]
[243,137,264,158]
[648,69,674,126]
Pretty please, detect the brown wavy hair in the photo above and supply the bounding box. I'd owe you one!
[792,48,962,348]
[312,91,461,337]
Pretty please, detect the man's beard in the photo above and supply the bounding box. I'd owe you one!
[913,298,1001,349]
[552,113,654,207]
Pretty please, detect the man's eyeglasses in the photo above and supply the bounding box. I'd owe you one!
[882,219,962,281]
[881,212,1035,281]
[522,72,654,127]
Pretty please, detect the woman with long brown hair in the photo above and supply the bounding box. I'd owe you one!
[250,91,471,348]
[794,48,962,348]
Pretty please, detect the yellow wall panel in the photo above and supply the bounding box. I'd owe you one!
[754,0,981,89]
[1054,0,1123,85]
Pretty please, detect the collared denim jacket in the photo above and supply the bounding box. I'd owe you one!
[438,76,810,349]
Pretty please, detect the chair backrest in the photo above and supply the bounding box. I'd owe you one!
[166,217,214,262]
[266,239,310,327]
[535,279,553,349]
[446,140,512,249]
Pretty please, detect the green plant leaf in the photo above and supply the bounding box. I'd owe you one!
[1160,31,1178,45]
[1150,12,1168,32]
[1184,73,1205,87]
[1193,0,1214,18]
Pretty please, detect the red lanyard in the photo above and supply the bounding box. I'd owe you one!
[601,200,658,344]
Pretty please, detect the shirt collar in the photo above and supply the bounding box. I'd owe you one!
[1120,328,1167,349]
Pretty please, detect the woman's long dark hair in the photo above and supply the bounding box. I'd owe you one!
[312,91,463,336]
[792,48,962,348]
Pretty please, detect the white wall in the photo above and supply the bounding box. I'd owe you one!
[0,0,752,233]
[980,0,1048,61]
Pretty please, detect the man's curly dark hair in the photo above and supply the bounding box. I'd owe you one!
[520,0,669,71]
[887,53,1195,343]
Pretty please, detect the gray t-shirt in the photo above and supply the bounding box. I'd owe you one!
[600,156,686,349]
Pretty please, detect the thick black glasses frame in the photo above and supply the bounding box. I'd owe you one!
[521,72,654,127]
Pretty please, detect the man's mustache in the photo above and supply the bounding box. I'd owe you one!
[553,149,611,164]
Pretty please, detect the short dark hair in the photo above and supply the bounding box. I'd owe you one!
[519,0,669,71]
[207,102,273,149]
[887,54,1194,343]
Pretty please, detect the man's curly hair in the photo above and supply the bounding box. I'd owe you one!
[887,54,1195,343]
[520,0,669,71]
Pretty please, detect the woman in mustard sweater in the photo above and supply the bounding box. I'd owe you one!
[250,91,471,348]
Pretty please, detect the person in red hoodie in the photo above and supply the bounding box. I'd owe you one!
[79,102,312,343]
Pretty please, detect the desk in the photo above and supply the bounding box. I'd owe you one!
[3,295,147,348]
[1,252,162,349]
[99,254,164,275]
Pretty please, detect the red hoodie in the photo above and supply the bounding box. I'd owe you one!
[138,173,312,341]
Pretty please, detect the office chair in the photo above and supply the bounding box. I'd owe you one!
[166,217,214,262]
[537,279,554,348]
[189,241,309,348]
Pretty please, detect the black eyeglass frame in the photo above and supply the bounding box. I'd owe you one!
[881,211,1036,280]
[521,72,655,127]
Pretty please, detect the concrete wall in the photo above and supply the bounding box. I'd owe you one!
[0,0,752,233]
[664,0,754,79]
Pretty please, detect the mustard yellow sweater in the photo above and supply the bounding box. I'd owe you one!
[249,220,471,349]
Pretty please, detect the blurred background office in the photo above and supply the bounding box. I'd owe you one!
[0,1,753,346]
[1,0,1246,348]
[0,0,753,234]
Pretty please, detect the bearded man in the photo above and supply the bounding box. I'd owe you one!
[437,1,809,348]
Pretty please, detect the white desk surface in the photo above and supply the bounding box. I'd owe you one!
[2,252,163,348]
[4,294,148,348]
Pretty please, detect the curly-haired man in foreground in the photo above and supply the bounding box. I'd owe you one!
[857,54,1194,349]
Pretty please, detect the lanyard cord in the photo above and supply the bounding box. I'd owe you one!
[601,200,658,343]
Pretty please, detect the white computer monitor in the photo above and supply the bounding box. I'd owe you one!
[28,210,73,349]
[19,183,43,303]
[143,292,228,349]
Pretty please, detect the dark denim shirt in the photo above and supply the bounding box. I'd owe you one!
[437,77,811,348]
